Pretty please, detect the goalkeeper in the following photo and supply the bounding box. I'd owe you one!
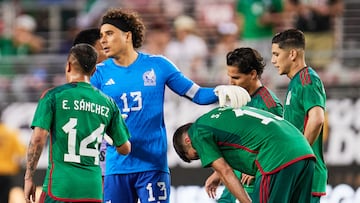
[91,8,251,203]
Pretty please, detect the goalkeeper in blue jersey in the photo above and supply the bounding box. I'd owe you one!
[91,8,251,203]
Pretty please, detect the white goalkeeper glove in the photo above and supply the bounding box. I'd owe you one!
[104,114,128,146]
[214,85,251,108]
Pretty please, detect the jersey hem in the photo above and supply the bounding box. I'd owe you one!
[256,154,316,175]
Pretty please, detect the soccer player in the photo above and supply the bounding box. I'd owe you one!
[226,47,283,116]
[173,106,316,203]
[206,47,283,202]
[91,8,250,203]
[271,28,328,203]
[72,28,107,64]
[24,44,131,203]
[72,28,110,183]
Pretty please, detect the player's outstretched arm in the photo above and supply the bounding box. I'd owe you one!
[167,71,250,106]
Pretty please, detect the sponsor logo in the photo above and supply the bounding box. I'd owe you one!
[105,78,115,86]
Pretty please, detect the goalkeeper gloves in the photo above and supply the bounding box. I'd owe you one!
[214,85,251,108]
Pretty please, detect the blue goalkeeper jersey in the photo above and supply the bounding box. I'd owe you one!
[91,52,217,174]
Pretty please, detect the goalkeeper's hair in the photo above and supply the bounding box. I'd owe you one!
[68,43,98,74]
[73,28,100,47]
[226,47,265,78]
[272,28,305,50]
[101,8,145,49]
[173,123,193,163]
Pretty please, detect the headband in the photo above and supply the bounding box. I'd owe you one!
[101,18,130,32]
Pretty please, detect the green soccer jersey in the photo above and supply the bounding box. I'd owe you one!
[188,106,314,176]
[218,86,283,199]
[284,67,327,195]
[31,82,130,202]
[248,86,283,116]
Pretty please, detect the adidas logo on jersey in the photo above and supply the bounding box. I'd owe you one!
[105,78,115,85]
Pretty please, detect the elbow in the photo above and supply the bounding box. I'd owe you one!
[313,114,325,132]
[32,127,48,146]
[116,141,131,155]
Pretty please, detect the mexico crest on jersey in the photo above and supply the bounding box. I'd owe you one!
[143,69,156,86]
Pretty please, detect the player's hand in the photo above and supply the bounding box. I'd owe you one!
[104,114,128,146]
[24,178,36,203]
[241,174,255,186]
[205,171,221,199]
[214,85,251,108]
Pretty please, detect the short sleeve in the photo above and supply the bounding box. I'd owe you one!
[31,91,54,131]
[302,77,326,113]
[189,124,222,168]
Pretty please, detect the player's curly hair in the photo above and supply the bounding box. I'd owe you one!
[102,8,145,49]
[226,47,265,78]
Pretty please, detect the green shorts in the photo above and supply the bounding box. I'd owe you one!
[252,158,315,203]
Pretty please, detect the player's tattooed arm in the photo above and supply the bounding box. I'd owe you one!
[24,142,43,180]
[24,127,48,203]
[24,127,48,180]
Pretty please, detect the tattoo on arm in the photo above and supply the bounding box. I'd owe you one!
[25,142,44,180]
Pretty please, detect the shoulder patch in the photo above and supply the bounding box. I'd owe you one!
[300,68,311,86]
[258,87,277,108]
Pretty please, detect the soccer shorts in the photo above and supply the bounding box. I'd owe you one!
[252,158,315,203]
[104,170,170,203]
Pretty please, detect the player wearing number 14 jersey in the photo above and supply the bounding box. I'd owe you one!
[24,44,131,203]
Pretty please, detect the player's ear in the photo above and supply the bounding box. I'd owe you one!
[250,69,257,80]
[184,134,191,144]
[125,31,132,43]
[289,49,297,61]
[66,62,71,73]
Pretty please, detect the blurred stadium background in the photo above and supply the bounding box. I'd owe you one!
[0,0,359,202]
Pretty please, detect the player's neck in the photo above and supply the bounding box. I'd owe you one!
[68,74,91,83]
[113,50,138,67]
[249,80,263,96]
[288,61,306,79]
